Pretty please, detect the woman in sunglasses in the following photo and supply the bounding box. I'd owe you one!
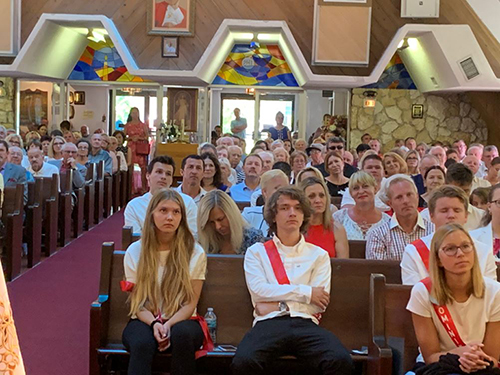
[407,223,500,374]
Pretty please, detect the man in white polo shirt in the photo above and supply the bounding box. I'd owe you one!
[27,142,59,178]
[124,155,198,238]
[401,185,496,285]
[232,186,352,375]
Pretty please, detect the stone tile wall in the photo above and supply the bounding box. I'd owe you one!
[349,88,488,152]
[0,77,15,129]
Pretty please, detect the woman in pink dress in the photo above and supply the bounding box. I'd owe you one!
[125,107,150,194]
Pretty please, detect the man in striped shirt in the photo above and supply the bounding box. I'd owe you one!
[366,174,434,260]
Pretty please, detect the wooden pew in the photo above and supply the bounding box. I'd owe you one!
[234,201,250,211]
[369,274,416,375]
[84,164,95,231]
[120,166,128,209]
[59,170,73,246]
[1,184,24,281]
[112,168,121,213]
[94,161,105,224]
[90,244,402,375]
[103,172,113,218]
[350,240,366,259]
[126,164,133,203]
[121,226,140,250]
[25,180,42,268]
[38,175,59,256]
[73,181,85,238]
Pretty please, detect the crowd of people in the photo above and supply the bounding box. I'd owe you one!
[121,120,500,375]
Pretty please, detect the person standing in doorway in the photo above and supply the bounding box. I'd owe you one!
[125,107,150,195]
[268,111,291,141]
[231,108,247,140]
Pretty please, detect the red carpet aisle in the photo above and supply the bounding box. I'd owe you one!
[7,211,124,375]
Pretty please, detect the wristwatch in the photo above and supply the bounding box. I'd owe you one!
[278,301,289,312]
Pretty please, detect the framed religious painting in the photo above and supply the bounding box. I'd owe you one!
[167,88,198,132]
[147,0,196,36]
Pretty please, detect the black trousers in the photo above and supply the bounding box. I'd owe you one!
[122,319,204,375]
[231,316,353,375]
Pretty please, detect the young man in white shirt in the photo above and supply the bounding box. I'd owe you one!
[401,185,497,285]
[124,155,197,238]
[232,186,352,375]
[174,154,206,205]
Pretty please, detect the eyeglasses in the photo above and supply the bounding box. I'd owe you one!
[54,142,64,146]
[78,146,88,150]
[407,157,418,161]
[440,242,474,256]
[328,145,344,151]
[490,200,500,208]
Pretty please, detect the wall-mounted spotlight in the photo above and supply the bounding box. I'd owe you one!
[363,90,377,108]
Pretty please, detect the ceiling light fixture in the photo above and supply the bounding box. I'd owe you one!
[87,29,107,43]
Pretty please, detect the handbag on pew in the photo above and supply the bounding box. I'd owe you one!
[135,141,150,156]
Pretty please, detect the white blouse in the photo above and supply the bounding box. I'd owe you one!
[333,208,390,240]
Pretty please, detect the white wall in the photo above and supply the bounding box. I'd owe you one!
[305,90,330,140]
[68,84,109,134]
[467,0,500,45]
[19,80,54,128]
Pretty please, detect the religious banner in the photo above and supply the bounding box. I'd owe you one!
[147,0,195,36]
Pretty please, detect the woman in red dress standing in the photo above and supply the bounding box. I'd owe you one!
[125,107,150,194]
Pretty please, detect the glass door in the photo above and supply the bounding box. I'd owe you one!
[259,94,295,139]
[221,93,255,153]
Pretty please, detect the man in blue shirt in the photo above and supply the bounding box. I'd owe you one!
[88,134,112,175]
[230,108,247,139]
[230,153,262,202]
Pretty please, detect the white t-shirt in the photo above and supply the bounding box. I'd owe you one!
[124,191,198,239]
[124,240,207,319]
[407,277,500,355]
[401,233,497,285]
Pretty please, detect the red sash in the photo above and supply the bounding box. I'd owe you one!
[413,239,430,271]
[421,278,466,347]
[191,315,215,359]
[264,240,290,285]
[263,240,322,322]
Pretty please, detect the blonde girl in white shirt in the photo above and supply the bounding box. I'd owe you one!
[123,189,208,375]
[407,223,500,374]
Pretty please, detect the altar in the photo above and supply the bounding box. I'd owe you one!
[156,142,199,177]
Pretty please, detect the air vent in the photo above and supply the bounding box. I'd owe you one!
[459,57,480,80]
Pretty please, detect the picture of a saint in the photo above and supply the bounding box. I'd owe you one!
[154,0,187,29]
[174,92,190,126]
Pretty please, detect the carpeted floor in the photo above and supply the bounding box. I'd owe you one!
[8,211,124,375]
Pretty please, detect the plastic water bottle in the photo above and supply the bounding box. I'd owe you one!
[204,307,217,343]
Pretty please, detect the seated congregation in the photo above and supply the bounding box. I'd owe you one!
[91,131,500,375]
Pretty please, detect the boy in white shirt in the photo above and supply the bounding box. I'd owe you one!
[231,186,352,375]
[401,185,496,285]
[124,155,198,238]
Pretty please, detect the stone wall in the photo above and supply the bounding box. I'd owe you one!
[349,88,488,152]
[0,77,15,129]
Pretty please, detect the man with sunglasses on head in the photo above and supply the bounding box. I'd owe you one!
[401,185,496,286]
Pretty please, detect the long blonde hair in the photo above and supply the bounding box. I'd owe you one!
[299,176,332,230]
[48,136,66,158]
[198,190,247,254]
[129,189,195,318]
[429,223,484,305]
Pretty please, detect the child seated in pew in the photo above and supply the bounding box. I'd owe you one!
[407,223,500,374]
[122,189,209,375]
[197,190,264,254]
[401,185,496,285]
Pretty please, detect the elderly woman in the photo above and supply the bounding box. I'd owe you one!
[75,139,91,168]
[5,134,24,151]
[47,135,66,161]
[293,138,307,153]
[290,150,307,183]
[272,147,289,164]
[383,152,408,177]
[324,151,350,197]
[420,166,446,207]
[405,150,420,176]
[333,171,390,240]
[198,190,264,254]
[300,176,349,257]
[218,157,233,189]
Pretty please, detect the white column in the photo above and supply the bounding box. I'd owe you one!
[298,90,308,140]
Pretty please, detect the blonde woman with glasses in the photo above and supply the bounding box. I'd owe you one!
[47,135,66,161]
[405,150,420,176]
[198,190,264,254]
[123,189,209,375]
[407,223,500,374]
